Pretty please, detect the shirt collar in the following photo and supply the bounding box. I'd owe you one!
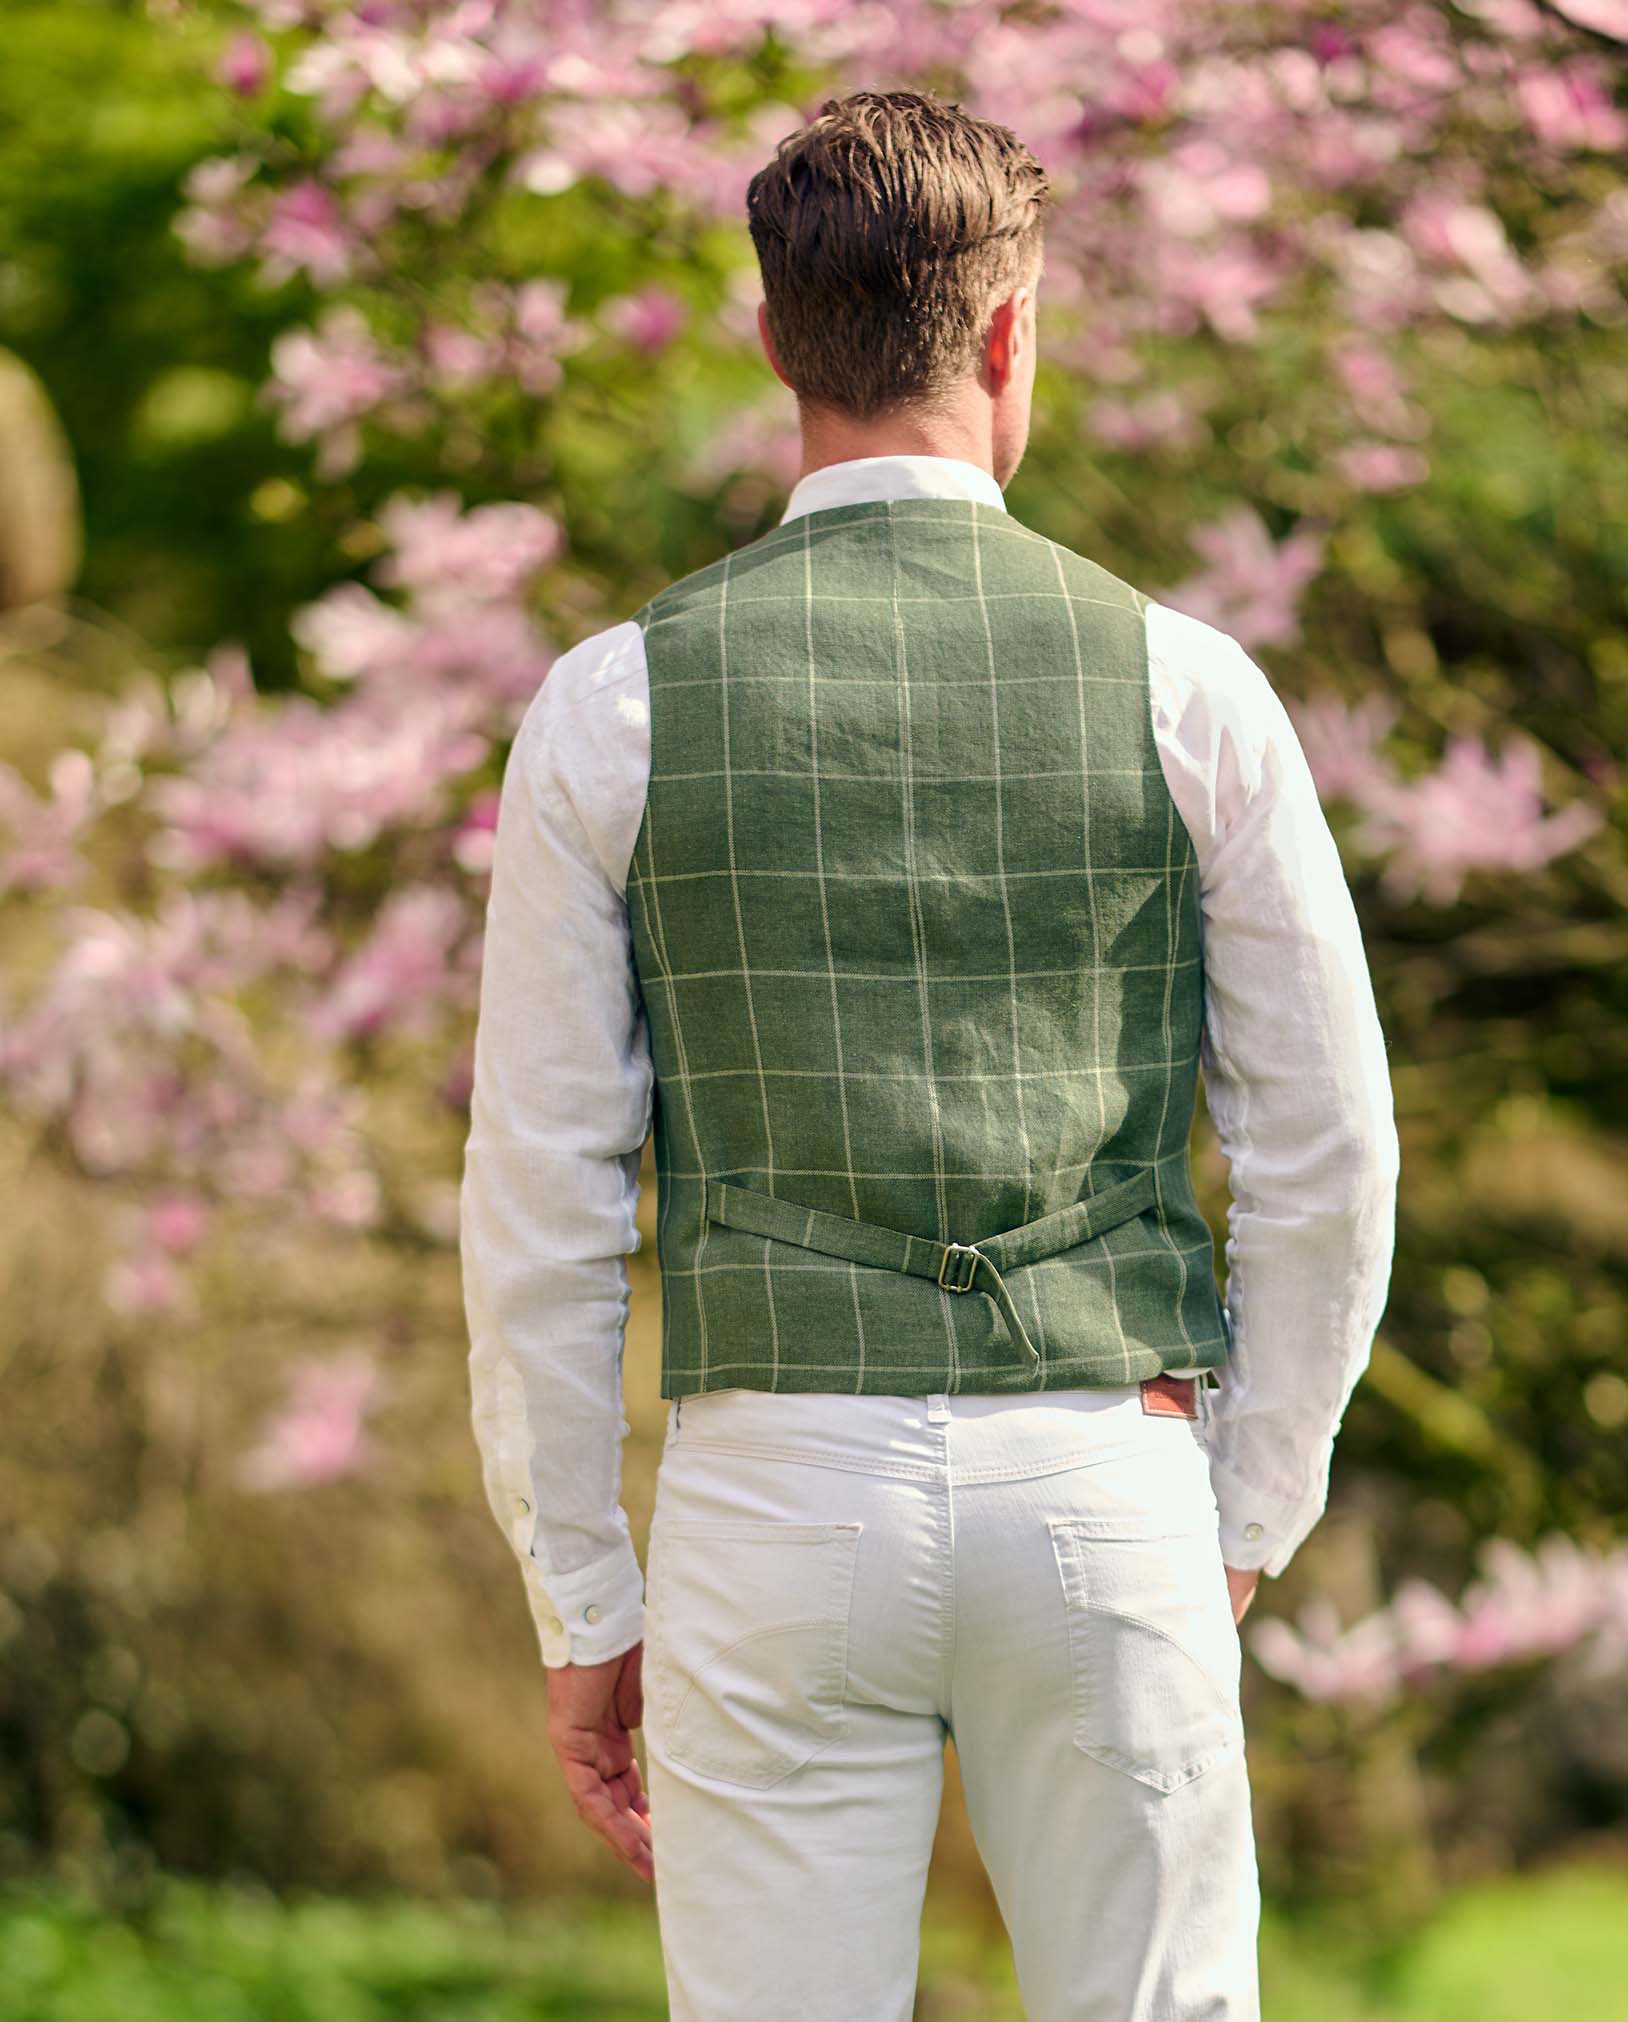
[778,453,1007,525]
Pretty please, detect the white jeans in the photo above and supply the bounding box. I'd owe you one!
[642,1382,1262,2021]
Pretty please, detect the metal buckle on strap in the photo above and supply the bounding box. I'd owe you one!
[938,1242,982,1293]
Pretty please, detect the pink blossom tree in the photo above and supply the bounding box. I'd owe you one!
[1,0,1622,1533]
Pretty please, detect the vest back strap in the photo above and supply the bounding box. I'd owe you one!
[703,1167,1160,1374]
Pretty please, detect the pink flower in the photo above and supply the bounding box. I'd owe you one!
[1329,341,1426,437]
[1388,1578,1467,1667]
[1330,227,1425,332]
[104,1247,189,1318]
[1144,144,1273,238]
[289,583,418,685]
[1402,195,1536,322]
[216,30,272,97]
[172,154,261,267]
[1355,733,1604,903]
[1543,0,1628,36]
[453,790,500,875]
[147,691,491,872]
[423,323,504,389]
[1517,64,1628,153]
[515,98,700,203]
[236,1347,382,1492]
[1088,392,1204,453]
[1369,17,1462,93]
[1308,25,1358,62]
[1162,244,1286,344]
[680,402,803,497]
[372,491,563,603]
[149,1190,210,1253]
[266,305,410,442]
[477,52,549,106]
[0,749,99,894]
[329,125,411,179]
[1248,1534,1628,1706]
[260,179,356,289]
[1335,441,1431,491]
[1246,1599,1405,1704]
[601,286,688,353]
[309,1168,383,1227]
[1161,507,1326,651]
[99,1190,211,1314]
[505,278,591,395]
[306,885,467,1044]
[1285,694,1401,804]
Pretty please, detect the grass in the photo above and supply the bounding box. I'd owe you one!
[1,1861,1626,2019]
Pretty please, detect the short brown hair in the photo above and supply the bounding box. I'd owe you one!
[746,88,1053,420]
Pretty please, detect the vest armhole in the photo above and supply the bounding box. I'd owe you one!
[1137,589,1206,887]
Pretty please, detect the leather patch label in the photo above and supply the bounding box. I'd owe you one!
[1140,1373,1200,1419]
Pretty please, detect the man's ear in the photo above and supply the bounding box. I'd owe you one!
[984,288,1023,395]
[757,300,794,391]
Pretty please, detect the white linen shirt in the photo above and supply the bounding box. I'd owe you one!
[459,452,1400,1669]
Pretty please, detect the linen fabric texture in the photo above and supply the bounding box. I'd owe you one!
[627,495,1230,1400]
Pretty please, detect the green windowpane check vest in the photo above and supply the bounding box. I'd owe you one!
[626,496,1230,1398]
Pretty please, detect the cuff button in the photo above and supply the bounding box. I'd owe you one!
[584,1604,602,1624]
[1243,1521,1264,1541]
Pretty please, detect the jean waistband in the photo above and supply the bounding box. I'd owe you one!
[664,1383,1205,1484]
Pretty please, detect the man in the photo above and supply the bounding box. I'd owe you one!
[460,87,1398,2021]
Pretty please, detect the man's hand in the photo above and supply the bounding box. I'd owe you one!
[1223,1564,1262,1626]
[545,1641,654,1883]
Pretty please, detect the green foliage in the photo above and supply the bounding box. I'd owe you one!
[1376,1862,1628,2021]
[0,1881,670,2021]
[0,1,337,687]
[2,1863,1626,2021]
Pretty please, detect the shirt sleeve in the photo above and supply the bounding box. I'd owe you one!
[1146,599,1401,1578]
[460,622,655,1667]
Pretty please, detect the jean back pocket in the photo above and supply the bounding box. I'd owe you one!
[1048,1510,1243,1794]
[645,1518,864,1789]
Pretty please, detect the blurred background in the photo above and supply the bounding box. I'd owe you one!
[2,1,1627,2015]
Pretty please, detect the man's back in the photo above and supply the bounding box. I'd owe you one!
[462,448,1398,1654]
[627,492,1230,1397]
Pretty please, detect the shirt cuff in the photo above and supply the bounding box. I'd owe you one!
[519,1532,647,1670]
[1207,1456,1330,1579]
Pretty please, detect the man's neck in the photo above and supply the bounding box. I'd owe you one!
[796,406,995,486]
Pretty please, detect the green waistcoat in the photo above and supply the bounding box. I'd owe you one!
[626,496,1230,1398]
